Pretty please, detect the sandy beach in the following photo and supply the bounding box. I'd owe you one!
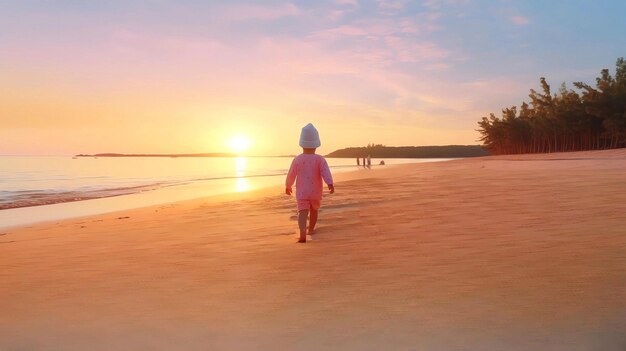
[1,150,625,351]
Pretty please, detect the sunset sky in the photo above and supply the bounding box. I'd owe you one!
[1,0,625,156]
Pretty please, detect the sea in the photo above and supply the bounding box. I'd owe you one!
[0,156,451,229]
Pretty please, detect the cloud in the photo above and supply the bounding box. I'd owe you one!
[384,36,450,62]
[422,0,471,10]
[335,0,359,7]
[312,14,441,42]
[221,2,301,21]
[377,0,409,13]
[327,10,345,21]
[312,24,369,39]
[510,15,529,25]
[308,11,450,70]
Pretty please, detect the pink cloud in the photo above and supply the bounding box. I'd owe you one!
[327,10,345,21]
[511,15,529,25]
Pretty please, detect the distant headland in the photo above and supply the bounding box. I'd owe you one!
[326,145,489,158]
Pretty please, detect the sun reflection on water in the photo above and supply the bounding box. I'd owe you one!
[234,157,251,192]
[235,157,247,176]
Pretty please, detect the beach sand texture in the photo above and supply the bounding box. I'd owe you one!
[1,150,625,350]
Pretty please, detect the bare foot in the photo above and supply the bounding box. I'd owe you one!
[297,239,306,243]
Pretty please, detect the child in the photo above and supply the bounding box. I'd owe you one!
[286,123,334,243]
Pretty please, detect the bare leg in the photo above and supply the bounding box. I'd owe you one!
[297,209,309,242]
[308,209,318,235]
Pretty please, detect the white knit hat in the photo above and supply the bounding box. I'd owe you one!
[299,123,321,148]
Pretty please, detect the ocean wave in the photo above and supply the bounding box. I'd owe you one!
[0,171,290,210]
[0,161,374,210]
[0,183,172,210]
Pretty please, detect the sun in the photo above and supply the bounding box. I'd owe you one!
[228,135,251,154]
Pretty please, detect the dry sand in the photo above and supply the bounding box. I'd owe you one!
[1,150,625,350]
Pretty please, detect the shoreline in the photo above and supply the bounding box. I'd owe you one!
[3,148,625,230]
[0,162,411,231]
[0,156,454,228]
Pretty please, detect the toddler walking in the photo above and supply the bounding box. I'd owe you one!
[286,123,334,243]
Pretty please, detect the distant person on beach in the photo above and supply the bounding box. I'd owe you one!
[286,123,334,243]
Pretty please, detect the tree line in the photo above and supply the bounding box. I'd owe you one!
[477,57,626,154]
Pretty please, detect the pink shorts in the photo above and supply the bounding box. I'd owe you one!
[297,199,321,211]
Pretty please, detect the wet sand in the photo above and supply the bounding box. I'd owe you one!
[1,149,625,350]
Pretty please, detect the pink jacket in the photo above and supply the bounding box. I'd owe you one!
[285,154,333,200]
